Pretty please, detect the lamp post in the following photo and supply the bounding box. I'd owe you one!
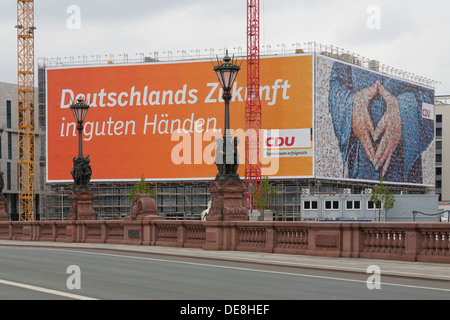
[213,50,242,177]
[69,98,92,190]
[67,98,96,221]
[70,99,90,158]
[213,50,241,139]
[207,51,248,222]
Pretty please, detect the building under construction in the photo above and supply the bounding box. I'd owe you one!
[0,81,43,221]
[31,43,439,222]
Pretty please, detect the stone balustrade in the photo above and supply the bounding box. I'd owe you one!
[0,220,449,263]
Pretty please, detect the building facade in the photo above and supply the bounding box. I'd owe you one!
[0,82,43,220]
[33,45,440,221]
[435,95,450,203]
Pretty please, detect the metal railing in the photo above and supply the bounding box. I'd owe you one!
[412,210,449,222]
[37,42,438,89]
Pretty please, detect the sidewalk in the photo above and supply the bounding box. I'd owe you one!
[1,240,449,281]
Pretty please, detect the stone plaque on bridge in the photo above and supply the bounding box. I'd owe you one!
[128,229,140,238]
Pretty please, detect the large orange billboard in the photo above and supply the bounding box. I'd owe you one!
[46,55,314,182]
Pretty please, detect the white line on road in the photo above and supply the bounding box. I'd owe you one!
[48,248,450,293]
[0,279,98,300]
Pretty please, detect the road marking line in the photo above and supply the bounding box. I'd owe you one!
[3,243,449,280]
[0,279,98,300]
[48,248,450,293]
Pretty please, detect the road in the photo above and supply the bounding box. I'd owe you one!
[0,244,449,304]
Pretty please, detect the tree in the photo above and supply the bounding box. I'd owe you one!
[370,178,395,221]
[128,175,156,202]
[251,176,277,211]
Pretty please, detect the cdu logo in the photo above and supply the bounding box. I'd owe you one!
[266,136,296,148]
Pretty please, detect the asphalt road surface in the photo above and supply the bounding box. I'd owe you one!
[0,245,449,302]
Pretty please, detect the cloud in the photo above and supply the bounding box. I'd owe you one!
[332,2,419,46]
[0,1,449,94]
[34,1,246,56]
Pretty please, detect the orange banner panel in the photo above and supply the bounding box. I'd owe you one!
[46,55,314,182]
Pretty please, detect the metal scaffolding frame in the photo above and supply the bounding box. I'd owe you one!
[39,178,430,221]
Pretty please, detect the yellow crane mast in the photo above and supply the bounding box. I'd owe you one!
[16,0,36,221]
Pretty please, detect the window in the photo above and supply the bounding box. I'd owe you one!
[303,200,318,210]
[436,114,442,123]
[436,128,442,137]
[436,141,442,150]
[436,167,442,176]
[346,201,352,210]
[367,201,382,210]
[6,100,11,129]
[6,162,11,190]
[7,132,12,160]
[333,201,339,209]
[324,200,339,210]
[346,200,361,210]
[304,201,310,210]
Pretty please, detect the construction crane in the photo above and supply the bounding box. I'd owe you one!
[245,0,262,210]
[16,0,36,221]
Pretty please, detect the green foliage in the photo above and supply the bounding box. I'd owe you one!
[251,176,277,210]
[128,175,156,202]
[370,178,395,220]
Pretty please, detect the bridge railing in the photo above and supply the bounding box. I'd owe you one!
[0,220,449,263]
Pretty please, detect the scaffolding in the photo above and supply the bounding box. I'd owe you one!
[41,181,211,221]
[37,42,439,89]
[39,178,430,221]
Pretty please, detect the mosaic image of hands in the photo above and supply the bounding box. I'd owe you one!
[315,56,435,185]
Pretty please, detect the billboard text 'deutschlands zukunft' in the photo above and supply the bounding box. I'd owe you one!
[45,54,435,186]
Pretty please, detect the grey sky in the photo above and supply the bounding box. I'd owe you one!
[0,0,448,94]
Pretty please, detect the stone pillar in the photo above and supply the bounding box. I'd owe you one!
[0,197,8,221]
[67,189,97,221]
[207,176,248,222]
[126,193,159,221]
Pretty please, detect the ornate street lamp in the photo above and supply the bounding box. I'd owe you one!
[212,51,242,178]
[67,98,95,221]
[70,98,90,158]
[69,98,92,191]
[213,50,241,138]
[207,50,248,222]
